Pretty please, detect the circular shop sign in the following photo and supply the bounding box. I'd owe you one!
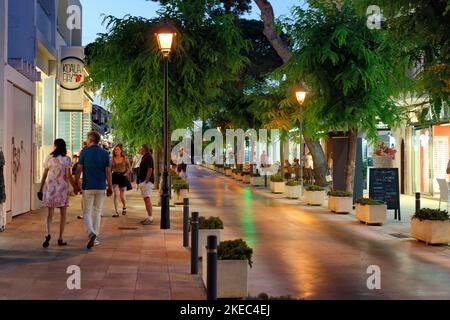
[60,56,85,90]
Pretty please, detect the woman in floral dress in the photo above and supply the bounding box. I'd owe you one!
[39,139,77,248]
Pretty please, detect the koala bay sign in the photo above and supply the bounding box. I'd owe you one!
[59,47,86,111]
[60,56,84,91]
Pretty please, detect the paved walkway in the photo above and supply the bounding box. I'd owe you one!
[190,165,450,300]
[0,190,205,300]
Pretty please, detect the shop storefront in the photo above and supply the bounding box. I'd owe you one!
[412,123,450,196]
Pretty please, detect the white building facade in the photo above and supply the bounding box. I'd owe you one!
[0,0,90,225]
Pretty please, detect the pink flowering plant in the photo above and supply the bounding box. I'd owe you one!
[374,142,396,159]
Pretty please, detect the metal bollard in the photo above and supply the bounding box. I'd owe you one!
[183,198,189,248]
[206,235,218,301]
[191,211,199,275]
[415,192,421,214]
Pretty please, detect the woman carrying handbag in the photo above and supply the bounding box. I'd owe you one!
[38,139,78,247]
[111,144,131,217]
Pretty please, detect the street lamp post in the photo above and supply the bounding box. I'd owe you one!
[295,85,307,197]
[156,19,176,229]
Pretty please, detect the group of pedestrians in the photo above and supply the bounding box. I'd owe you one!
[38,131,155,249]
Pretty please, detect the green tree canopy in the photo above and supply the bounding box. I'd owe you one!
[356,0,450,121]
[86,4,248,148]
[280,1,410,140]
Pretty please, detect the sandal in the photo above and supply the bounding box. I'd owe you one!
[42,235,51,248]
[122,208,127,215]
[58,239,68,246]
[112,212,120,218]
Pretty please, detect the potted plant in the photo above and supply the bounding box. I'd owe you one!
[250,172,265,187]
[202,239,253,299]
[373,142,396,168]
[235,169,243,181]
[242,172,251,184]
[284,179,301,199]
[411,209,450,245]
[355,198,387,225]
[224,166,232,176]
[270,174,284,193]
[172,179,189,204]
[197,216,224,258]
[304,185,326,205]
[328,190,353,214]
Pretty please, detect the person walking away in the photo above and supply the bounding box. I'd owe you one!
[132,152,142,190]
[304,152,314,184]
[177,147,188,179]
[39,139,78,247]
[111,144,131,217]
[69,154,79,196]
[75,131,112,249]
[138,144,155,225]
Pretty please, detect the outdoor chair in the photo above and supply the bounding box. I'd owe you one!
[436,178,450,211]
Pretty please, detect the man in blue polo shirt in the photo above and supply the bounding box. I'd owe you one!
[75,131,112,249]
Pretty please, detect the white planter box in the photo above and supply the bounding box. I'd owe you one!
[172,189,189,204]
[355,204,387,225]
[411,218,450,245]
[328,196,335,210]
[225,168,232,176]
[198,229,222,258]
[202,254,249,298]
[329,196,353,214]
[285,185,301,199]
[373,155,393,168]
[251,176,265,187]
[271,181,285,194]
[305,190,325,206]
[242,175,251,184]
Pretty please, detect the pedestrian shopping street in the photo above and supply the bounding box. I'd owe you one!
[189,166,450,299]
[0,189,205,300]
[2,165,449,300]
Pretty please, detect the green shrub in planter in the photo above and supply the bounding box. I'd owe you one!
[199,216,224,229]
[218,239,253,267]
[413,208,449,221]
[328,190,352,197]
[355,197,384,205]
[285,179,300,186]
[242,172,250,176]
[270,175,283,182]
[306,185,324,192]
[252,172,261,177]
[172,180,189,191]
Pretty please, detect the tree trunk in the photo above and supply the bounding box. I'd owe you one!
[280,137,284,178]
[254,0,293,63]
[345,127,358,192]
[153,147,163,190]
[304,137,327,186]
[255,0,328,186]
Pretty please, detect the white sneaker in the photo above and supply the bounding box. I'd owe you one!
[141,217,154,225]
[94,239,100,246]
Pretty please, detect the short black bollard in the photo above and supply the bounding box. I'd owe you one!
[191,211,199,275]
[206,235,218,301]
[183,198,189,248]
[415,192,421,214]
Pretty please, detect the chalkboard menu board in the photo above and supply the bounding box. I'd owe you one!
[369,168,401,220]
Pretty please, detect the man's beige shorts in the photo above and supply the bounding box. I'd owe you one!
[139,182,153,198]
